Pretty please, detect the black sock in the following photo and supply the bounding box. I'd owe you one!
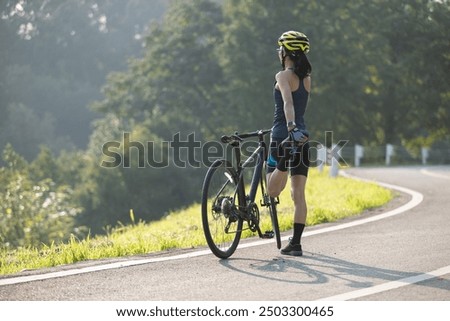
[291,223,305,245]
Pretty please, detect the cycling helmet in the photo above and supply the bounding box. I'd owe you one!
[278,31,310,54]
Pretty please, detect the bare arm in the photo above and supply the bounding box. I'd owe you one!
[276,71,295,126]
[303,75,311,93]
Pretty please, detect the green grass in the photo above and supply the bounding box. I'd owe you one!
[0,168,392,275]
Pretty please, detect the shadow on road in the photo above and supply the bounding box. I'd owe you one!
[219,252,450,292]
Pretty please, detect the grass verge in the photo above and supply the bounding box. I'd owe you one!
[0,168,392,275]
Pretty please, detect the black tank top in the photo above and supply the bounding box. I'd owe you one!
[271,75,309,139]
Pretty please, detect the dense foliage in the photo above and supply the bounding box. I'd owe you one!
[1,0,449,248]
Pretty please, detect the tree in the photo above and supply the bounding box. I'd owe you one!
[219,0,302,132]
[80,0,228,231]
[0,144,83,248]
[0,0,170,151]
[92,0,226,140]
[0,102,74,160]
[344,0,450,146]
[218,0,450,147]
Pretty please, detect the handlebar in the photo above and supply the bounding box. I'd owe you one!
[221,129,271,144]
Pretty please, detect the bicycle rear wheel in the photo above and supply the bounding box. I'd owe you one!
[201,159,243,259]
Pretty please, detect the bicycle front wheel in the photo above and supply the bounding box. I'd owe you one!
[201,159,243,259]
[262,162,281,249]
[268,196,281,249]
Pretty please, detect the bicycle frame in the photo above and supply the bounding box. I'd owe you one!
[223,129,271,223]
[239,137,267,204]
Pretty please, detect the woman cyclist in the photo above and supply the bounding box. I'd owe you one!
[267,31,311,256]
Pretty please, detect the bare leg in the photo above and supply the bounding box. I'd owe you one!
[291,175,307,223]
[267,169,289,198]
[279,174,307,255]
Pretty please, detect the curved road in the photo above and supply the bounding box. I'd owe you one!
[1,166,449,301]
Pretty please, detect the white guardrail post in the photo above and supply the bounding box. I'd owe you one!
[317,144,326,173]
[385,144,394,166]
[421,147,429,165]
[330,144,339,177]
[354,144,364,167]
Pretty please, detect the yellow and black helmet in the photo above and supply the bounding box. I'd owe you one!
[278,31,310,54]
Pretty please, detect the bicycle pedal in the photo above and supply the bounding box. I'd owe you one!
[261,231,274,239]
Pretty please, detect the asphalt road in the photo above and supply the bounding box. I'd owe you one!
[1,166,449,301]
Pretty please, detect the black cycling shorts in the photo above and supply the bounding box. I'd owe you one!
[267,138,310,177]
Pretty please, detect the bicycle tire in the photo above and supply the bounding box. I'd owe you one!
[201,159,243,259]
[268,196,281,249]
[261,162,281,249]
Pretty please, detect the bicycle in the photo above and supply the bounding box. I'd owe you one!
[201,129,281,259]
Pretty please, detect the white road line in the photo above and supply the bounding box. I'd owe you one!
[0,250,213,286]
[317,265,450,301]
[420,168,450,180]
[0,170,424,287]
[296,171,424,239]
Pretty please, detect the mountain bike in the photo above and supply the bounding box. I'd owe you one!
[201,129,281,259]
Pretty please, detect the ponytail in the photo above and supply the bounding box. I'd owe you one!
[292,51,312,79]
[282,48,312,79]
